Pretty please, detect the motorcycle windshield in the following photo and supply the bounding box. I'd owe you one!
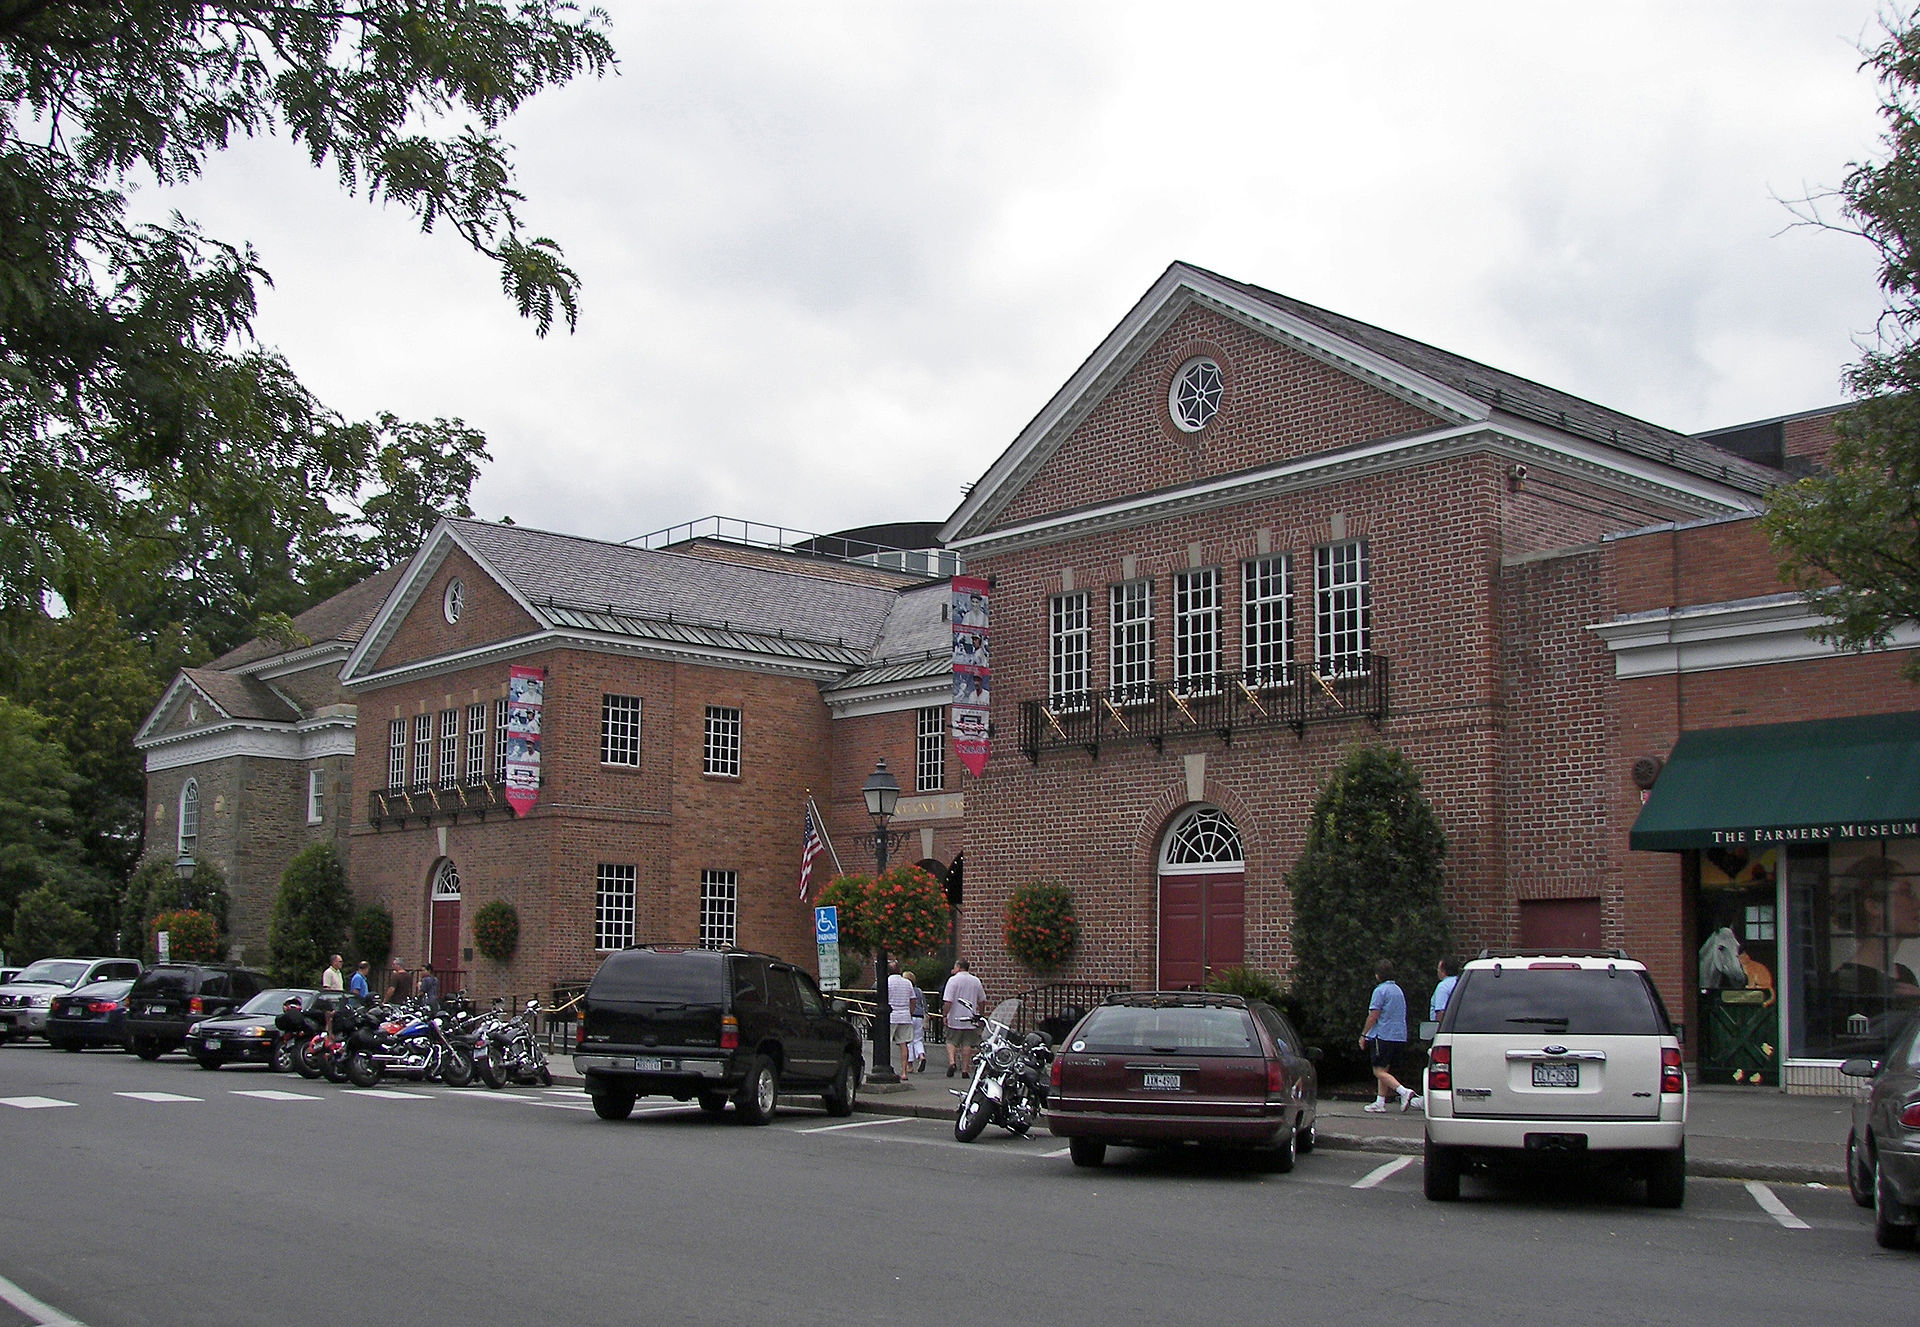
[987,998,1021,1031]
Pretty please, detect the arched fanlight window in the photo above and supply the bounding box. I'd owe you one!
[178,780,200,852]
[432,859,462,899]
[1160,806,1244,870]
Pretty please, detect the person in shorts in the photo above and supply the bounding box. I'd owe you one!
[885,960,915,1079]
[942,960,986,1078]
[1359,958,1421,1113]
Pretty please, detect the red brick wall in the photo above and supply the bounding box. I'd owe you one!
[372,546,539,675]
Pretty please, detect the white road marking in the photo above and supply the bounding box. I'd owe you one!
[799,1116,915,1134]
[0,1096,74,1110]
[344,1088,432,1100]
[1352,1156,1415,1189]
[0,1267,88,1327]
[116,1092,201,1103]
[229,1089,321,1102]
[1745,1181,1811,1230]
[1041,1146,1073,1158]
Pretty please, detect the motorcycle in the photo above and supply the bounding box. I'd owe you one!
[345,1002,452,1087]
[951,997,1054,1142]
[477,998,554,1088]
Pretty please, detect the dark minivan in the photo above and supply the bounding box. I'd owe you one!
[124,963,272,1059]
[574,946,863,1123]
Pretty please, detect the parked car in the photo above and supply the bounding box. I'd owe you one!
[1422,949,1688,1206]
[1045,991,1319,1171]
[1842,1014,1920,1249]
[0,957,145,1042]
[573,945,863,1123]
[123,963,272,1060]
[187,988,326,1071]
[46,979,136,1051]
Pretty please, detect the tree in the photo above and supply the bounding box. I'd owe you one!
[151,908,222,963]
[0,697,107,945]
[268,843,353,985]
[352,904,394,968]
[1288,746,1451,1077]
[6,885,97,964]
[1766,11,1920,680]
[0,1,612,647]
[119,856,229,962]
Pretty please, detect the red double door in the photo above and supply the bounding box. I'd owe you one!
[1158,871,1245,990]
[429,895,461,984]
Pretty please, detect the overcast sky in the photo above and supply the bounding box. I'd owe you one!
[150,1,1894,548]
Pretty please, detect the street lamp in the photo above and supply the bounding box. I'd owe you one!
[173,851,196,883]
[863,759,901,1084]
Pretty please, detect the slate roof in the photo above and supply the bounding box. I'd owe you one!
[181,668,300,723]
[823,582,954,693]
[211,563,406,670]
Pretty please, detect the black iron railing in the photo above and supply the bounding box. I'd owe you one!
[1018,656,1389,761]
[1008,980,1133,1043]
[367,778,511,827]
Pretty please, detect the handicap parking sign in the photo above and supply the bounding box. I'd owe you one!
[814,906,838,944]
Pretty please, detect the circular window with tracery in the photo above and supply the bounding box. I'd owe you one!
[443,579,465,624]
[1169,357,1223,432]
[1161,806,1244,868]
[432,860,462,899]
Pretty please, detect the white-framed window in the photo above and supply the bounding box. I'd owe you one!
[917,705,946,793]
[1110,579,1155,702]
[1049,592,1090,706]
[412,714,432,791]
[1242,553,1294,688]
[1169,357,1223,432]
[1315,539,1372,676]
[601,694,642,766]
[438,709,459,789]
[700,869,738,949]
[595,864,637,951]
[387,719,406,790]
[703,706,742,778]
[307,770,325,825]
[1172,567,1220,693]
[465,703,486,783]
[494,698,509,777]
[178,779,199,852]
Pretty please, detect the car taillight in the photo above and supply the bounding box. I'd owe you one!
[1429,1045,1452,1092]
[576,1018,588,1049]
[1661,1047,1684,1095]
[189,997,204,1014]
[1049,1056,1063,1088]
[1266,1060,1287,1097]
[86,1000,116,1014]
[720,1014,739,1051]
[1899,1102,1920,1130]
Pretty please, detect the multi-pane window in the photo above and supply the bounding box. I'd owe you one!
[703,706,741,778]
[178,779,199,852]
[465,703,486,783]
[917,705,946,792]
[307,770,325,825]
[1315,540,1372,675]
[388,719,406,790]
[412,714,432,791]
[594,864,637,950]
[1172,567,1221,693]
[700,870,739,949]
[438,709,459,789]
[1049,592,1090,706]
[601,694,642,766]
[1110,579,1155,702]
[1242,554,1294,688]
[494,698,509,776]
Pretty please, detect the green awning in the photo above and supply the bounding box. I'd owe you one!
[1630,712,1920,852]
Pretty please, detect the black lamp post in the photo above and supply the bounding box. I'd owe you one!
[863,759,901,1084]
[173,851,196,884]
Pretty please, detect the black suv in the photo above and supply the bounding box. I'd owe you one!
[574,946,863,1123]
[124,963,273,1059]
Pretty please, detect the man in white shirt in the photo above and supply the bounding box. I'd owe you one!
[885,960,915,1079]
[321,955,345,991]
[941,960,986,1078]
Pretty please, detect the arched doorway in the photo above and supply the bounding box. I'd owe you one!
[428,859,462,990]
[1157,806,1246,989]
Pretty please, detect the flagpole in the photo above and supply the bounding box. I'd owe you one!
[808,791,846,875]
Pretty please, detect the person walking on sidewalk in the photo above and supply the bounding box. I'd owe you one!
[942,960,986,1078]
[904,971,927,1072]
[1430,957,1459,1023]
[886,960,916,1079]
[1360,959,1421,1113]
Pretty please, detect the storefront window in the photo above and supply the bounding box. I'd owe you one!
[1785,840,1920,1060]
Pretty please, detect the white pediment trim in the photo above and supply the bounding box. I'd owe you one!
[132,673,233,748]
[823,675,953,718]
[139,713,356,772]
[1589,594,1920,678]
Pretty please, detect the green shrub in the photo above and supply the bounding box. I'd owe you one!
[268,844,352,984]
[6,886,98,963]
[152,908,222,963]
[1205,964,1285,1006]
[473,900,519,961]
[813,873,872,955]
[119,856,230,961]
[1005,880,1079,971]
[352,903,393,967]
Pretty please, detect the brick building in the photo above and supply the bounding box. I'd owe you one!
[938,262,1918,1089]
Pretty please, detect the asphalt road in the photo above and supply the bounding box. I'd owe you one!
[0,1042,1912,1327]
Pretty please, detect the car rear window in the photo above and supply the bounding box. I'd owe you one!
[1446,968,1668,1036]
[1075,1004,1259,1055]
[588,950,726,1005]
[132,967,198,995]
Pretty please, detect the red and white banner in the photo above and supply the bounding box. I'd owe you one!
[951,574,990,777]
[504,665,545,817]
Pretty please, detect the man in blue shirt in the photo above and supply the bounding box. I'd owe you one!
[349,961,371,998]
[1430,957,1459,1023]
[1359,959,1421,1113]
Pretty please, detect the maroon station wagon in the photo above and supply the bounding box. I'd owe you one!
[1046,992,1320,1171]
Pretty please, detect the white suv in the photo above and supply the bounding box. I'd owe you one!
[1422,950,1687,1206]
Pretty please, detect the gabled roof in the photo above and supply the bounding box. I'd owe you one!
[210,563,405,671]
[822,582,953,695]
[180,669,300,723]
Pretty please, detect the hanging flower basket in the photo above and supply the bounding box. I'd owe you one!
[472,900,520,962]
[1005,881,1079,971]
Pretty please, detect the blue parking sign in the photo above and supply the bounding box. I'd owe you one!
[814,906,838,944]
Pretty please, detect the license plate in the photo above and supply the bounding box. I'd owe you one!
[634,1056,663,1072]
[145,1005,164,1015]
[1142,1072,1181,1091]
[1532,1061,1579,1088]
[206,1038,220,1051]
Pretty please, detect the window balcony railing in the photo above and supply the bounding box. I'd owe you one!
[368,778,512,828]
[1018,656,1389,761]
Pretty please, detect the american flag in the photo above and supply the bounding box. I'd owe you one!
[799,803,826,899]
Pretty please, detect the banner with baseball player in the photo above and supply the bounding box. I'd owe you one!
[951,574,990,777]
[504,665,545,817]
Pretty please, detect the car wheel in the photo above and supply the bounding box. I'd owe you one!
[50,1038,80,1053]
[1258,1127,1298,1174]
[193,1053,223,1071]
[735,1056,779,1125]
[1849,1129,1876,1208]
[821,1054,858,1118]
[697,1090,729,1114]
[591,1086,638,1121]
[1295,1117,1316,1155]
[1645,1145,1685,1209]
[1876,1157,1918,1250]
[1068,1137,1106,1168]
[1423,1135,1462,1202]
[132,1037,165,1061]
[270,1037,296,1074]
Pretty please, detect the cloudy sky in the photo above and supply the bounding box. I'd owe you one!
[153,1,1893,547]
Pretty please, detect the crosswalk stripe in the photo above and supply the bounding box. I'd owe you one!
[229,1089,321,1102]
[1352,1156,1415,1189]
[799,1116,913,1134]
[1041,1146,1073,1158]
[0,1267,89,1327]
[0,1096,74,1110]
[344,1088,432,1100]
[1745,1181,1811,1230]
[116,1092,201,1103]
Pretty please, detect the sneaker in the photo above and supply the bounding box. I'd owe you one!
[946,1064,957,1078]
[1403,1093,1423,1113]
[1363,1100,1388,1113]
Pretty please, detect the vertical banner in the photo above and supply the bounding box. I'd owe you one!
[951,574,990,777]
[504,665,546,817]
